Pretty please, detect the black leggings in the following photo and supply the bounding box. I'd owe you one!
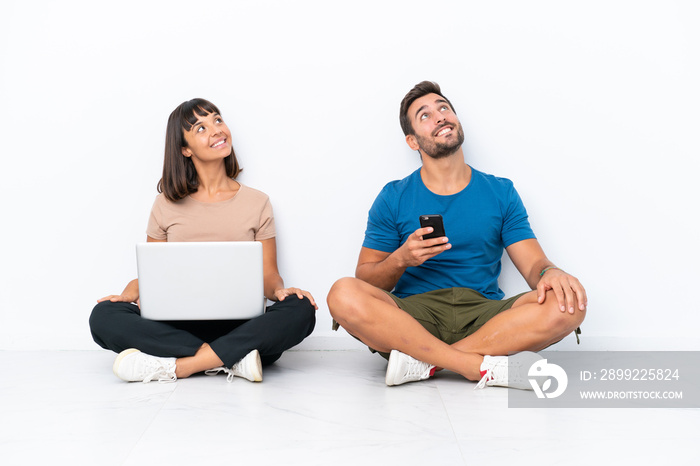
[89,295,316,367]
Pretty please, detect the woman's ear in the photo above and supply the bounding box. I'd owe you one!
[181,147,192,158]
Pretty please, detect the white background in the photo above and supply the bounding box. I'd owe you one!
[1,0,698,350]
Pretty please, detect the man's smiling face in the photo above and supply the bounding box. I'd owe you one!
[406,93,465,159]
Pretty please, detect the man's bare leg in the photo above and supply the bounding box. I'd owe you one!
[451,290,585,357]
[328,278,584,381]
[329,277,484,380]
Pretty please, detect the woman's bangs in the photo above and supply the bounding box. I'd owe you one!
[180,99,221,132]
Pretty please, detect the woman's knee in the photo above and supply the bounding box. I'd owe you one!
[286,294,316,315]
[89,301,116,348]
[89,300,114,332]
[270,295,316,332]
[89,300,139,342]
[295,295,317,331]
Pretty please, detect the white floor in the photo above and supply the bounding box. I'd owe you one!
[1,348,698,466]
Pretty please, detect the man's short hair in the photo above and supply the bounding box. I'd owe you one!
[399,81,456,136]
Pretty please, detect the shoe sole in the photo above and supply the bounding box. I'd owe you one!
[250,349,263,382]
[385,350,400,386]
[112,348,140,380]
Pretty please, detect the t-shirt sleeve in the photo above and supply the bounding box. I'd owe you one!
[146,195,168,240]
[254,197,276,240]
[362,185,401,253]
[501,181,536,247]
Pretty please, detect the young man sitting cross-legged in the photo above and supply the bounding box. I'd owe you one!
[327,81,586,389]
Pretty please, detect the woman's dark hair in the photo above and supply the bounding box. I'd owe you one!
[158,98,242,201]
[399,81,456,136]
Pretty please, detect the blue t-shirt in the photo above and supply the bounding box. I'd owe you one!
[362,167,535,299]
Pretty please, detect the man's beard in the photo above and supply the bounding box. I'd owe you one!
[414,124,465,159]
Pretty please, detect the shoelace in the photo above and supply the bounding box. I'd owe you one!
[205,367,235,383]
[404,357,432,381]
[142,362,177,384]
[474,359,508,390]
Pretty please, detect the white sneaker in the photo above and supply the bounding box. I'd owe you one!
[206,349,262,383]
[474,351,543,390]
[385,350,435,386]
[112,348,177,383]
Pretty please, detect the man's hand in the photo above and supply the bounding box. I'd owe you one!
[537,268,587,314]
[356,227,451,292]
[395,226,451,268]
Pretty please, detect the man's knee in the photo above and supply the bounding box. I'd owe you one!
[327,277,358,313]
[540,294,585,334]
[327,277,374,325]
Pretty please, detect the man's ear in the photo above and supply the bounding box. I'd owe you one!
[181,147,192,158]
[406,134,420,151]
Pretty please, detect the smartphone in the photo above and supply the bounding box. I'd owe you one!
[419,214,446,240]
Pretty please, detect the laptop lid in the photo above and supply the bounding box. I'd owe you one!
[136,241,265,320]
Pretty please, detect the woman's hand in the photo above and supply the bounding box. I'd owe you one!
[273,287,318,309]
[97,279,139,306]
[96,293,140,306]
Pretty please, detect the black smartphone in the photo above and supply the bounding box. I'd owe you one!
[419,214,446,240]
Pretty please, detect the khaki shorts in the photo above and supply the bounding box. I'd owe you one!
[375,287,529,359]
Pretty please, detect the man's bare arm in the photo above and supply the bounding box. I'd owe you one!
[506,238,587,313]
[355,226,451,291]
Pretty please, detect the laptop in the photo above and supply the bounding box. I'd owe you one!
[136,241,266,320]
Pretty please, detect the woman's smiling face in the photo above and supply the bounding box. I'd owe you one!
[181,111,233,163]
